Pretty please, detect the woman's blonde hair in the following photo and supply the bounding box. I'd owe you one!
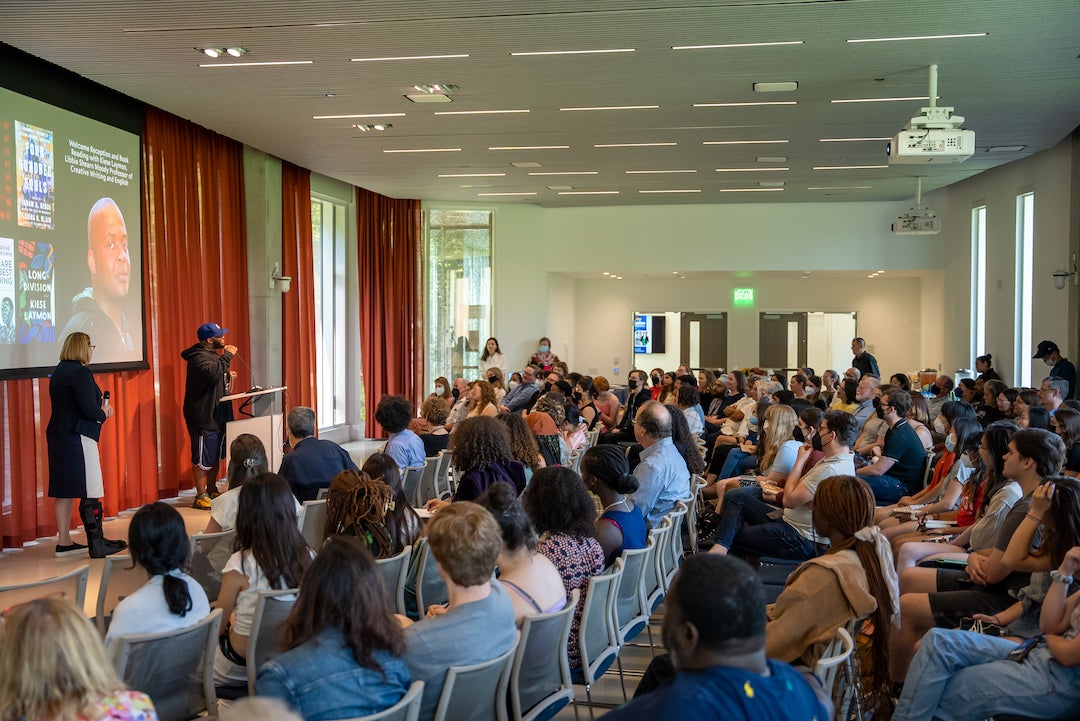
[0,597,123,721]
[760,404,797,471]
[484,366,505,390]
[59,332,92,364]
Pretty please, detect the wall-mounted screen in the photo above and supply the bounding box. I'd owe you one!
[633,313,666,354]
[0,85,144,378]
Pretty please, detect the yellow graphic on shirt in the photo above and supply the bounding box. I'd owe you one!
[743,680,754,698]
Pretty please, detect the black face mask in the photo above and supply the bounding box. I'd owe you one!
[543,382,553,393]
[792,427,805,443]
[572,391,582,402]
[451,388,460,400]
[873,397,886,420]
[812,433,824,451]
[651,375,661,386]
[487,375,497,383]
[628,378,639,390]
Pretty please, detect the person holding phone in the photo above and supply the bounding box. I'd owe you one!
[46,332,127,557]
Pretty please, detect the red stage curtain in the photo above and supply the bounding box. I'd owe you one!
[0,107,249,548]
[356,188,421,437]
[280,162,317,412]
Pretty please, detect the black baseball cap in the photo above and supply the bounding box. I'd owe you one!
[1033,340,1059,359]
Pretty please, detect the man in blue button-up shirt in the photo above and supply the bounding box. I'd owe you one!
[631,401,690,527]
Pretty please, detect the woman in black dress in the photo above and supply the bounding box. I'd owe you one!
[47,332,127,558]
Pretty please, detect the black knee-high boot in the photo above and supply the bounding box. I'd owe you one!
[79,499,127,558]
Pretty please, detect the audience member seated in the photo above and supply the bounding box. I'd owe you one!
[663,402,708,480]
[606,555,831,721]
[477,482,567,625]
[957,378,979,406]
[591,375,620,430]
[533,391,571,464]
[705,370,747,427]
[521,466,606,670]
[856,388,927,504]
[853,384,891,456]
[104,502,211,663]
[279,405,359,502]
[500,366,540,414]
[213,472,313,688]
[1053,407,1080,478]
[890,428,1066,681]
[467,379,500,418]
[893,546,1080,720]
[765,475,898,717]
[849,375,878,430]
[977,379,1006,426]
[361,453,424,549]
[416,397,451,457]
[709,404,800,512]
[905,390,935,450]
[831,378,860,414]
[526,408,563,468]
[804,374,828,410]
[1027,405,1053,430]
[703,376,761,482]
[1040,376,1070,416]
[574,376,602,431]
[325,468,421,558]
[497,412,543,478]
[429,376,453,411]
[658,371,677,405]
[631,401,691,527]
[0,597,159,721]
[890,373,911,391]
[707,410,857,561]
[426,416,527,512]
[445,378,472,428]
[402,502,517,721]
[255,536,410,720]
[820,369,840,403]
[581,444,648,566]
[697,369,718,410]
[925,374,955,421]
[600,369,654,444]
[206,433,299,534]
[676,384,705,437]
[485,366,507,402]
[996,386,1019,421]
[377,395,427,472]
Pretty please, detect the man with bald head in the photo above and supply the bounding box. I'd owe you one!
[60,197,133,359]
[632,400,691,527]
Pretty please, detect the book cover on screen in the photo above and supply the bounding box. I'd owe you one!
[15,121,55,230]
[16,238,54,344]
[0,238,15,344]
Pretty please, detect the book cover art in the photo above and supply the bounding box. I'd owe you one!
[16,238,54,343]
[15,121,55,230]
[0,237,14,344]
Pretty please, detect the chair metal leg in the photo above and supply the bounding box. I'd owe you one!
[585,684,595,721]
[646,623,656,656]
[616,655,628,702]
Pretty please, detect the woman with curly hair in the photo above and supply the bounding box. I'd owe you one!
[521,466,606,670]
[358,453,422,555]
[426,416,527,511]
[416,396,451,456]
[467,379,499,418]
[497,411,543,474]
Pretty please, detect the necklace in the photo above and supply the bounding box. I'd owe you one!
[602,497,629,513]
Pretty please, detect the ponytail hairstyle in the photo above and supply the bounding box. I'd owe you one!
[227,433,268,490]
[128,502,194,617]
[812,475,894,716]
[477,481,538,553]
[581,444,640,495]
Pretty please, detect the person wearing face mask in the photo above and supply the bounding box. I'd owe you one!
[648,367,665,400]
[528,337,560,371]
[599,369,652,444]
[500,367,540,414]
[445,377,473,429]
[479,336,507,374]
[856,388,929,504]
[1033,340,1076,400]
[484,366,507,402]
[574,376,601,431]
[924,374,956,423]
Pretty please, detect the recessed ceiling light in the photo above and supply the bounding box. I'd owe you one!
[807,185,872,190]
[719,188,784,192]
[672,41,803,50]
[477,192,538,196]
[511,48,635,56]
[603,272,610,275]
[987,145,1027,152]
[351,54,470,62]
[753,81,798,93]
[703,140,789,145]
[625,169,698,174]
[812,165,888,170]
[756,156,788,163]
[510,161,543,168]
[558,191,620,195]
[433,109,530,115]
[878,270,885,273]
[594,142,677,148]
[714,167,789,172]
[437,173,506,178]
[489,145,570,151]
[528,171,598,176]
[562,105,660,112]
[313,113,405,119]
[547,185,574,190]
[197,47,222,58]
[324,92,336,97]
[405,94,453,103]
[226,47,247,57]
[867,274,876,278]
[638,189,702,194]
[383,148,462,153]
[412,84,459,94]
[819,137,891,142]
[758,181,785,187]
[458,185,492,188]
[352,123,393,131]
[693,101,797,107]
[847,33,987,43]
[830,96,933,103]
[199,60,313,67]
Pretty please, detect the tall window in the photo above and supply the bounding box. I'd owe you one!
[311,196,352,427]
[424,209,493,385]
[970,205,986,369]
[1015,192,1035,387]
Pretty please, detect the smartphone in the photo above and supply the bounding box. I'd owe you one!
[1007,636,1039,662]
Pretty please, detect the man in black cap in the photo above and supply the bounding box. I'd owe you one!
[1033,340,1076,399]
[181,322,237,509]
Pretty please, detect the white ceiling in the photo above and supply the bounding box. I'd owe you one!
[1,0,1078,207]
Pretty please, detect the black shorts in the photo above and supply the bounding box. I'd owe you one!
[927,569,1020,628]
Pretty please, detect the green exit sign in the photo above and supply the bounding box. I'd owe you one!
[733,287,755,306]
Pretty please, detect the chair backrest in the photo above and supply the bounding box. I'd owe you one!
[614,544,651,644]
[433,450,454,500]
[402,465,425,507]
[643,519,671,613]
[316,487,329,501]
[415,537,449,613]
[813,626,855,714]
[95,555,149,634]
[586,429,600,449]
[337,680,425,721]
[510,588,579,721]
[433,631,520,721]
[922,450,936,489]
[113,607,222,721]
[576,559,623,685]
[0,564,89,612]
[188,529,236,603]
[685,475,706,554]
[662,503,689,590]
[297,499,328,550]
[417,456,440,505]
[376,544,413,615]
[568,451,583,474]
[245,589,299,695]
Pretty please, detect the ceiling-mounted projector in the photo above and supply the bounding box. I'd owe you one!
[892,208,941,235]
[887,64,974,165]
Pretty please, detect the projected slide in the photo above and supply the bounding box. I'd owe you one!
[0,85,143,377]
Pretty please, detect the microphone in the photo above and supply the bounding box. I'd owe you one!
[230,351,263,392]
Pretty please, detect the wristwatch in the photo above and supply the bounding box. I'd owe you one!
[1049,569,1074,585]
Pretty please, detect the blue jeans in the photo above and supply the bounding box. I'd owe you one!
[858,472,907,504]
[718,448,759,478]
[893,628,1080,721]
[711,487,816,560]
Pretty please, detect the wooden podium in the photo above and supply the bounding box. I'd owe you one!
[221,386,287,471]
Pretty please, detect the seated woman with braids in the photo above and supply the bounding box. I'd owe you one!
[325,455,421,558]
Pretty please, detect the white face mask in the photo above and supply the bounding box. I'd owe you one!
[933,416,947,434]
[508,380,519,390]
[1045,357,1055,367]
[436,385,446,394]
